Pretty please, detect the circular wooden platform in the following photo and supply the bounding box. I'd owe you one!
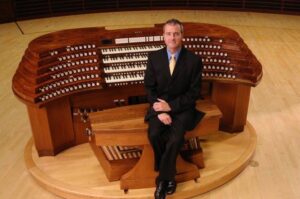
[24,122,257,199]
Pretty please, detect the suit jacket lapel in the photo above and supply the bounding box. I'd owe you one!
[161,48,172,80]
[170,47,186,81]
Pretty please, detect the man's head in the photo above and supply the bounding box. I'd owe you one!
[163,19,184,54]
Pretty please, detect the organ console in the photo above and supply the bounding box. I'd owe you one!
[12,23,262,159]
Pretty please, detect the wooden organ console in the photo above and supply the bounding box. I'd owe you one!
[12,23,262,167]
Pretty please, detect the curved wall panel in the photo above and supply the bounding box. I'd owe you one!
[9,0,300,22]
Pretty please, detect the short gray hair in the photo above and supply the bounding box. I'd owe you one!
[163,19,184,33]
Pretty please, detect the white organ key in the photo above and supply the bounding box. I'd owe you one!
[103,54,148,64]
[101,45,164,55]
[105,73,144,83]
[104,63,147,73]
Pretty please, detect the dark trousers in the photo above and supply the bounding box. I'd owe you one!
[148,116,186,182]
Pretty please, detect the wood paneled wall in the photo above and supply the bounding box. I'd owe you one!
[1,0,299,23]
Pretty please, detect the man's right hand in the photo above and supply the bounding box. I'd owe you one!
[157,113,172,125]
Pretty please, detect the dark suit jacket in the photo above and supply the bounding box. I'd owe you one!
[144,47,205,131]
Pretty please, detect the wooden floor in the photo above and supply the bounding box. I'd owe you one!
[0,10,300,199]
[24,123,256,199]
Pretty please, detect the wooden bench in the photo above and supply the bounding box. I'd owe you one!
[89,99,222,190]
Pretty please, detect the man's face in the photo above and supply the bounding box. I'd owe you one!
[163,24,183,52]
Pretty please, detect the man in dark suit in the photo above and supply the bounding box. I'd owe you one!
[144,19,205,199]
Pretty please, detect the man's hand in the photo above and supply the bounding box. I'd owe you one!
[153,98,171,112]
[157,113,172,125]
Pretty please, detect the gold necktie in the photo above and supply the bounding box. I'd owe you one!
[169,55,176,75]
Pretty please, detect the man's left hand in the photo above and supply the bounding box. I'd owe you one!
[153,98,171,112]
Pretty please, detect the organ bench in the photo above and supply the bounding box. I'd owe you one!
[12,22,262,189]
[89,99,222,189]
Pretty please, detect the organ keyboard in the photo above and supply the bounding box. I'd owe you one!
[12,23,262,157]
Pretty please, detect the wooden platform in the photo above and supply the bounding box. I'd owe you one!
[24,122,257,199]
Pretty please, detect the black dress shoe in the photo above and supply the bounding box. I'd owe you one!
[166,180,177,195]
[154,181,167,199]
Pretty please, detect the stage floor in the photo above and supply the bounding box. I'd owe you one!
[24,122,256,199]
